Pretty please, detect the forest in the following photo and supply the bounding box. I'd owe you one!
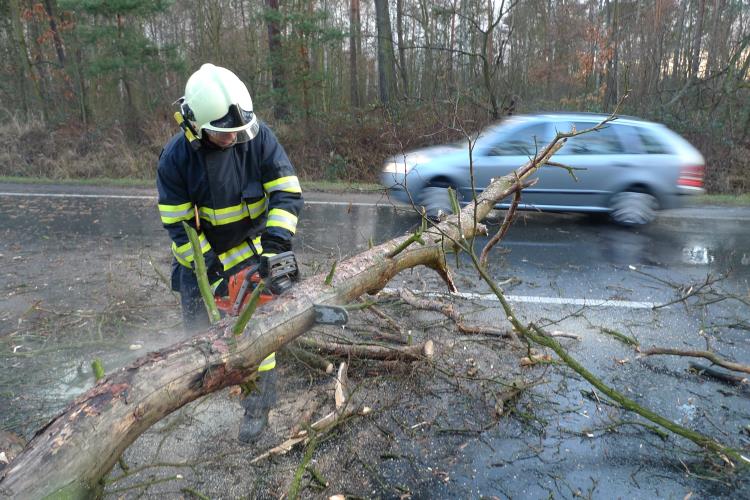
[1,0,748,193]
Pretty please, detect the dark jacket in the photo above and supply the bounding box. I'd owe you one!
[157,122,303,283]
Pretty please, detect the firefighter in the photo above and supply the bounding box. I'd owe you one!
[156,63,303,442]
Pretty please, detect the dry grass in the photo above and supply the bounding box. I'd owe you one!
[0,106,477,184]
[2,108,746,196]
[0,114,164,180]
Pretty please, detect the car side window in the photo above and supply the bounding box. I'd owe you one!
[561,122,625,155]
[487,123,550,156]
[635,127,671,154]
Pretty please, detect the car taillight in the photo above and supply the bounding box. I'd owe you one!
[678,164,704,188]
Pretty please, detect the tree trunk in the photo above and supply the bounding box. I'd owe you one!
[43,0,66,66]
[396,0,409,98]
[689,0,706,78]
[374,0,397,104]
[266,0,288,119]
[604,0,620,111]
[0,135,564,497]
[8,0,45,121]
[349,0,361,107]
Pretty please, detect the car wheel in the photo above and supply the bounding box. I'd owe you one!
[609,191,658,226]
[419,186,459,220]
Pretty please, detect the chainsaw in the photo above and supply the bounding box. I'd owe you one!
[214,251,348,325]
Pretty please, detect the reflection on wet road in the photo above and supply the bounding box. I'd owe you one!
[300,203,750,307]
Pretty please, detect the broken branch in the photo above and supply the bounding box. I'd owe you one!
[641,347,750,374]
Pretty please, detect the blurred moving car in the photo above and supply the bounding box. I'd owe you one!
[380,113,705,226]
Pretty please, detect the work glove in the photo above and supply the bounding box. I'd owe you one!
[260,233,291,256]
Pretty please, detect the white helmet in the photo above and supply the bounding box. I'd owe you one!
[178,63,259,144]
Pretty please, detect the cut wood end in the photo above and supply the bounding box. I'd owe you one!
[423,340,434,359]
[334,362,349,409]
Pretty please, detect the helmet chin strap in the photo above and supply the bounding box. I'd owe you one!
[173,111,202,151]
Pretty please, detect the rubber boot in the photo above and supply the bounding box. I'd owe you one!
[238,369,278,443]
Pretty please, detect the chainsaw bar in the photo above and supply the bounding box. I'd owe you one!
[313,305,349,326]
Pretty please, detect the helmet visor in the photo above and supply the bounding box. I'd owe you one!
[209,104,253,129]
[203,121,259,147]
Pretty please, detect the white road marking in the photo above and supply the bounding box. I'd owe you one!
[0,191,386,207]
[0,191,156,200]
[383,288,658,309]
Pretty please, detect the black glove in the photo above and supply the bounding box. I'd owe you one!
[260,233,291,255]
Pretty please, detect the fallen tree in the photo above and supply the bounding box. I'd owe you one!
[0,133,565,499]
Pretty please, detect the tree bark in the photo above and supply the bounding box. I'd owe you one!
[266,0,288,119]
[348,0,361,107]
[689,0,706,78]
[0,138,563,498]
[374,0,397,104]
[396,0,409,97]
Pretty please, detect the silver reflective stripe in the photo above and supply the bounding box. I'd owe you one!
[212,207,246,222]
[160,207,192,218]
[175,237,210,261]
[268,212,296,226]
[219,244,255,270]
[200,204,248,224]
[266,179,301,193]
[247,198,268,219]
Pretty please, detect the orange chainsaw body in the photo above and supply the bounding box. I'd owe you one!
[214,266,274,316]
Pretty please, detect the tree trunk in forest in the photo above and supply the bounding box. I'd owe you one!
[116,14,140,140]
[689,0,706,78]
[0,129,565,499]
[349,0,361,108]
[43,0,67,66]
[266,0,288,119]
[396,0,409,98]
[374,0,397,104]
[8,0,45,121]
[604,0,620,111]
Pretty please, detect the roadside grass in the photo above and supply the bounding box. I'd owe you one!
[0,175,381,193]
[693,193,750,206]
[300,180,382,193]
[0,176,154,188]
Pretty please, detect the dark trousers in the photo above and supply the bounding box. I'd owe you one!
[172,260,210,333]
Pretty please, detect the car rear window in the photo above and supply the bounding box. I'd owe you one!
[634,127,672,154]
[487,123,551,156]
[560,122,625,154]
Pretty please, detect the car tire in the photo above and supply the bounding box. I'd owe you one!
[609,190,658,226]
[419,186,458,220]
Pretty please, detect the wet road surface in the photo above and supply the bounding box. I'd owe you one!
[1,184,749,497]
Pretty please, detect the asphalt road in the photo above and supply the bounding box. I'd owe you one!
[1,183,749,498]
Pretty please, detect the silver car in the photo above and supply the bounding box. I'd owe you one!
[380,113,705,225]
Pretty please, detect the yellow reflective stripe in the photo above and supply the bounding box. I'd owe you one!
[172,232,212,267]
[198,203,249,226]
[218,241,256,271]
[251,236,263,254]
[159,202,193,224]
[258,352,276,372]
[211,278,224,294]
[263,176,301,194]
[266,208,298,234]
[247,196,268,219]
